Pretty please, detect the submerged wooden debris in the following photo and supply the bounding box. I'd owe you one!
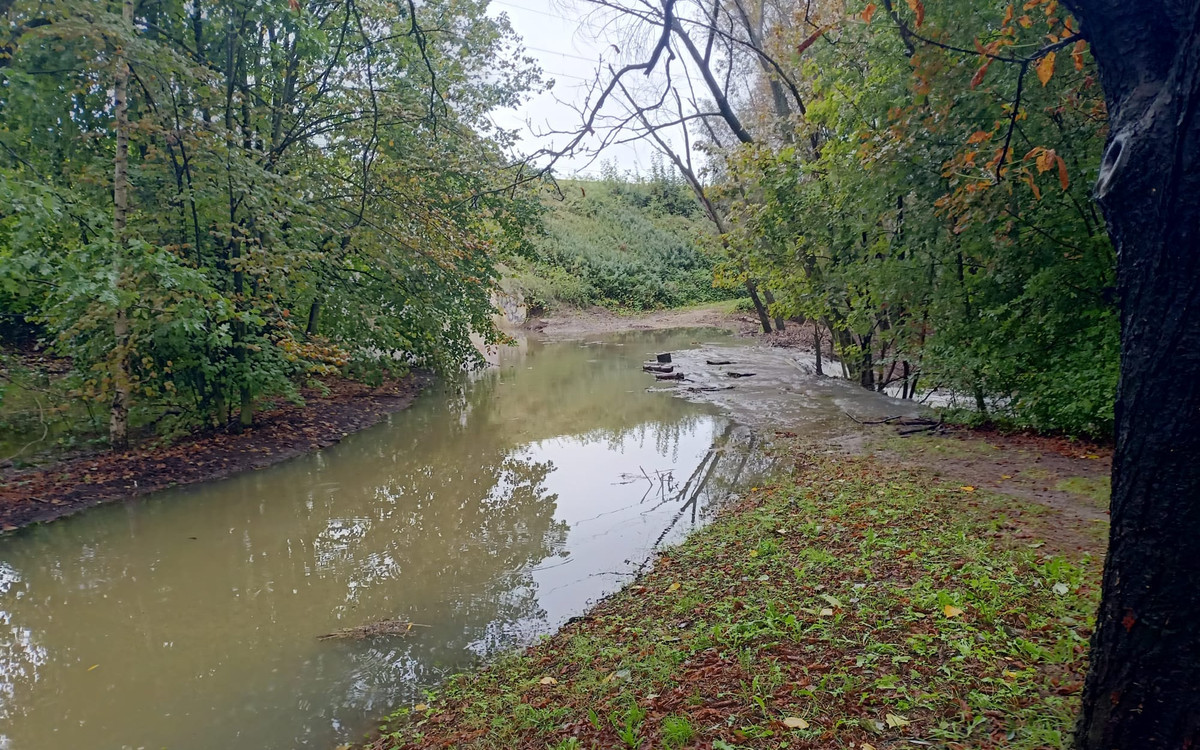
[317,619,430,640]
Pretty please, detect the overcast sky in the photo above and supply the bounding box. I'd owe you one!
[485,0,660,179]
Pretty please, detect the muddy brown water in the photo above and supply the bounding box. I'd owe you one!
[0,329,920,749]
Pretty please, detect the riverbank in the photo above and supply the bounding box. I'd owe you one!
[530,301,762,339]
[368,431,1108,750]
[0,373,427,530]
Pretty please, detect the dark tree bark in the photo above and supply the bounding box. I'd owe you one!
[745,281,772,333]
[1060,1,1200,746]
[762,289,786,332]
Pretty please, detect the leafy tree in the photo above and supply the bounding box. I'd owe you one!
[0,0,541,442]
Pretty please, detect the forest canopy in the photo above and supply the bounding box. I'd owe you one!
[554,0,1115,436]
[1,0,1120,445]
[0,0,542,441]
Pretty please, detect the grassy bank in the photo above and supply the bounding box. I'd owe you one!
[369,446,1101,750]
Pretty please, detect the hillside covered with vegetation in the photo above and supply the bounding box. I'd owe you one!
[505,167,732,312]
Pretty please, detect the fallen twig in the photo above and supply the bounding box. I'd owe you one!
[317,620,431,640]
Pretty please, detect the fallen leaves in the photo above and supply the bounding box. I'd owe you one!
[885,712,912,728]
[782,716,809,729]
[944,605,965,618]
[538,676,558,685]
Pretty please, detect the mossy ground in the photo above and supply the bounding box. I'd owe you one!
[368,445,1102,750]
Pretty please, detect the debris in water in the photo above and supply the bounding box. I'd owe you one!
[655,372,685,381]
[656,352,672,363]
[725,372,756,378]
[706,359,734,366]
[317,620,431,640]
[642,363,674,373]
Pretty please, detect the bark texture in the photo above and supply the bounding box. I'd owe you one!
[1062,1,1200,746]
[109,0,134,451]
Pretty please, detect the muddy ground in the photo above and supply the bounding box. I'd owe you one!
[530,303,762,339]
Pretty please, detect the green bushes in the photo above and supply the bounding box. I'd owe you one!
[510,175,732,311]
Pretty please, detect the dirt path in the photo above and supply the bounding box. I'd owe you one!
[0,374,428,531]
[867,427,1112,557]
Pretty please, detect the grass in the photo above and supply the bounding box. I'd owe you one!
[1054,476,1110,508]
[368,449,1101,750]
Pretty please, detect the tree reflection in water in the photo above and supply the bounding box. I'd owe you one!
[0,329,759,750]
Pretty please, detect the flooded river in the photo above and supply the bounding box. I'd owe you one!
[0,328,921,749]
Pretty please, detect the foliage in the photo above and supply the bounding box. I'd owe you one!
[0,0,541,438]
[712,0,1116,436]
[508,167,732,311]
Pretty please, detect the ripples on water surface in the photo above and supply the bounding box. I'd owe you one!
[0,329,769,750]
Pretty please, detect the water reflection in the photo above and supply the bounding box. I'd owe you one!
[0,329,751,750]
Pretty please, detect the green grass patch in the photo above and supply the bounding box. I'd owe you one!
[1054,476,1110,507]
[872,433,1005,460]
[369,452,1100,750]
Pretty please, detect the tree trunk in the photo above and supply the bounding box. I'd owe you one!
[813,321,823,376]
[306,297,322,337]
[745,281,772,333]
[109,0,134,452]
[858,333,874,390]
[762,289,785,331]
[1061,1,1200,746]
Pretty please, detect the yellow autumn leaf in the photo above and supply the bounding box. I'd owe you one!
[87,664,100,672]
[414,703,429,711]
[960,485,976,492]
[782,716,809,729]
[944,605,965,618]
[862,745,877,750]
[668,582,681,592]
[819,607,835,617]
[1036,52,1056,85]
[885,712,912,728]
[539,676,558,685]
